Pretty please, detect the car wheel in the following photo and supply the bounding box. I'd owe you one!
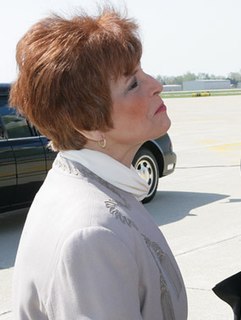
[133,148,159,203]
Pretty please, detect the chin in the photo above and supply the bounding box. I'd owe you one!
[148,117,172,140]
[166,118,172,131]
[159,118,171,136]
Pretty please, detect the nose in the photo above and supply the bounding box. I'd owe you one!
[148,74,163,96]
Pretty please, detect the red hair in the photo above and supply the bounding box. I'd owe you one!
[10,8,142,150]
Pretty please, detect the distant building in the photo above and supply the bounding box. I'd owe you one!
[163,84,182,92]
[183,79,231,91]
[237,82,241,88]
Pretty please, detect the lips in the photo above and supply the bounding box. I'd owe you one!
[155,103,167,115]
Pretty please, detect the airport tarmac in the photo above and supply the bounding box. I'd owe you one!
[147,95,241,319]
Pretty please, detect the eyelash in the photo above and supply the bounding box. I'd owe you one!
[128,77,138,91]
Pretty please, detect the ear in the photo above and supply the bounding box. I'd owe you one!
[76,129,104,142]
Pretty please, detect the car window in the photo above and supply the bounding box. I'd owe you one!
[0,96,32,139]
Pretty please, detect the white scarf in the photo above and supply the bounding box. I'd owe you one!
[60,149,149,201]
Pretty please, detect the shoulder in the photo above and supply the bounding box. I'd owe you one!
[56,226,139,279]
[60,226,134,260]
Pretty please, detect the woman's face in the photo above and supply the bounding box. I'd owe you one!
[106,65,171,150]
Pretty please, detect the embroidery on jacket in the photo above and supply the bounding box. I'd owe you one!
[105,199,138,231]
[54,156,130,208]
[104,199,182,320]
[142,235,182,298]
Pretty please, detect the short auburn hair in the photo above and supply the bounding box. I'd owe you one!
[10,7,142,150]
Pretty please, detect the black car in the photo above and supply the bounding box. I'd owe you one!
[0,83,176,213]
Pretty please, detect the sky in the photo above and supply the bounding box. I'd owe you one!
[1,0,241,82]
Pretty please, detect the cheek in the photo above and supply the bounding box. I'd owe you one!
[125,97,149,118]
[113,101,136,119]
[112,95,149,128]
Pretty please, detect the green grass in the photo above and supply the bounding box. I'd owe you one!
[161,89,241,99]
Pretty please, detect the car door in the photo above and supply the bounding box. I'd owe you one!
[1,102,47,210]
[0,110,16,212]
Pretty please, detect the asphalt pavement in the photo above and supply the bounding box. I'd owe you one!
[147,95,241,320]
[0,95,241,319]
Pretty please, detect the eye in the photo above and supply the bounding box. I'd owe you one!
[128,77,138,91]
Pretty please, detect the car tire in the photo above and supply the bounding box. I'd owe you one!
[133,148,159,203]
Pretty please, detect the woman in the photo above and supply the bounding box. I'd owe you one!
[10,7,187,320]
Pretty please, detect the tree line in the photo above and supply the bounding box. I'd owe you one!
[156,71,241,87]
